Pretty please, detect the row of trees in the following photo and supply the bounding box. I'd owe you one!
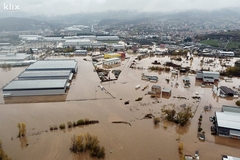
[70,133,105,159]
[148,66,171,72]
[49,118,99,130]
[17,123,26,138]
[220,66,240,77]
[161,107,193,126]
[178,142,184,160]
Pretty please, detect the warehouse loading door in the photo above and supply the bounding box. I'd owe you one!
[230,130,240,139]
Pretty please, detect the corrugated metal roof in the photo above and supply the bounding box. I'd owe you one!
[65,39,91,43]
[26,60,77,70]
[222,155,240,160]
[19,70,71,78]
[216,112,240,130]
[3,79,68,90]
[103,58,121,62]
[152,85,161,89]
[220,86,236,95]
[202,71,219,75]
[96,36,119,40]
[0,54,30,61]
[222,105,240,113]
[162,88,171,93]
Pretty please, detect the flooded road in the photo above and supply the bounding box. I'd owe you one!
[0,55,240,160]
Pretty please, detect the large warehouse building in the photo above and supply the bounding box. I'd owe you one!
[96,36,119,41]
[18,70,73,81]
[26,60,78,73]
[222,155,240,160]
[196,71,219,82]
[214,105,240,139]
[2,79,68,97]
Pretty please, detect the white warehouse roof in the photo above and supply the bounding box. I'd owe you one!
[26,60,77,71]
[202,71,219,75]
[96,36,119,41]
[0,53,30,61]
[103,58,121,62]
[18,70,71,78]
[222,155,240,160]
[3,79,68,91]
[64,39,91,43]
[216,112,240,130]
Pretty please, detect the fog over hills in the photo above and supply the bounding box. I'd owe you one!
[0,8,240,31]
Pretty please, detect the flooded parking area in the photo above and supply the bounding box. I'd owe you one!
[0,55,240,160]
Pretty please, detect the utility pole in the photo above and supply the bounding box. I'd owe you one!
[95,86,96,99]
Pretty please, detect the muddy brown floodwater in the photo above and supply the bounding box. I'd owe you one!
[0,55,240,160]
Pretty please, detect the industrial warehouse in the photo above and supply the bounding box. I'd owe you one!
[213,105,240,139]
[2,79,68,97]
[196,71,220,82]
[2,59,77,97]
[18,70,73,81]
[26,59,78,73]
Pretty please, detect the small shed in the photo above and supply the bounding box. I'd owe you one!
[149,76,158,83]
[183,76,190,83]
[162,88,172,96]
[151,85,161,94]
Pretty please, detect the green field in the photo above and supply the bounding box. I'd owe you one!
[200,39,222,47]
[226,41,240,49]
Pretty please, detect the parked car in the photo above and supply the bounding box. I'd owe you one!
[211,126,216,131]
[209,117,214,122]
[195,150,199,160]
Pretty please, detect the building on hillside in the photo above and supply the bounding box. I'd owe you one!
[2,79,68,97]
[213,105,240,139]
[102,58,121,68]
[196,71,219,82]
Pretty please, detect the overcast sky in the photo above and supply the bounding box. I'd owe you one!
[1,0,240,16]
